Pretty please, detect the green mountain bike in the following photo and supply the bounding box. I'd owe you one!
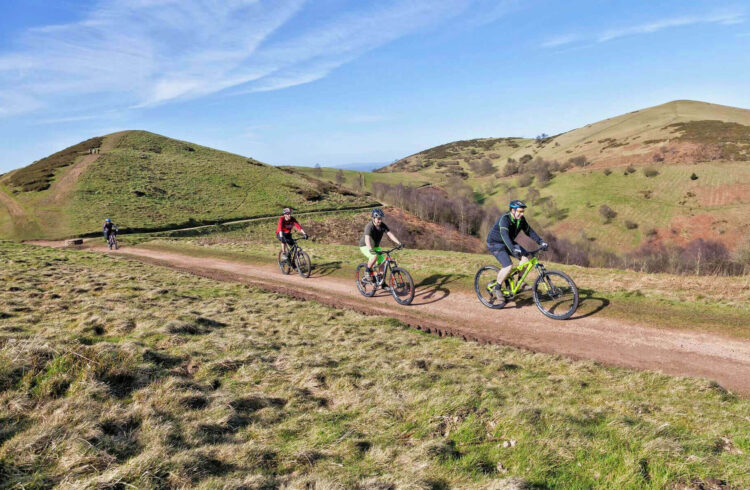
[474,248,579,320]
[355,245,415,305]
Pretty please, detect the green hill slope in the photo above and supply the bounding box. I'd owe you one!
[368,100,750,254]
[0,131,372,240]
[379,100,750,177]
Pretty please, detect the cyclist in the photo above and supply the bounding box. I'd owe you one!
[102,218,118,247]
[276,207,307,261]
[359,208,403,281]
[486,200,548,297]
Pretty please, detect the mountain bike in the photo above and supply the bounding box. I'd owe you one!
[474,248,578,320]
[355,245,414,305]
[107,233,118,250]
[277,236,311,278]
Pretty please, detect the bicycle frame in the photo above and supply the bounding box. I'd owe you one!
[503,249,548,296]
[373,250,398,286]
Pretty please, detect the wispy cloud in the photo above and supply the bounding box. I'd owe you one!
[541,34,579,48]
[0,0,506,119]
[542,9,745,48]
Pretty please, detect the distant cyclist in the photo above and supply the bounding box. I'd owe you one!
[486,200,548,297]
[276,208,307,261]
[360,208,403,281]
[103,218,119,249]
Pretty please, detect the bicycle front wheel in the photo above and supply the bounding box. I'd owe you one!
[532,270,578,320]
[389,267,414,305]
[295,250,311,278]
[474,266,506,309]
[277,251,292,275]
[355,264,376,297]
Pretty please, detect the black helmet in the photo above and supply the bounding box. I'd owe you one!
[509,200,527,209]
[371,208,385,218]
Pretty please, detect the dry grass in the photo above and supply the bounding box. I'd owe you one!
[1,241,749,488]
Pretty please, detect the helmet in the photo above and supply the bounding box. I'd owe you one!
[371,208,385,218]
[105,218,111,222]
[282,207,291,215]
[509,200,527,209]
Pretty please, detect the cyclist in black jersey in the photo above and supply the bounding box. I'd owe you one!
[486,200,548,297]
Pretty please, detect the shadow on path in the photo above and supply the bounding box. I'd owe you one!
[311,261,343,278]
[409,273,458,306]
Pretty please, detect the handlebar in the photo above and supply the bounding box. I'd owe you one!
[373,244,404,255]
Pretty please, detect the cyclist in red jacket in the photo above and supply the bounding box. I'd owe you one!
[276,207,307,261]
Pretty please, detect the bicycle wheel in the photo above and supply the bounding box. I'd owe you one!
[474,266,506,309]
[355,264,376,297]
[277,251,292,275]
[532,270,579,320]
[389,267,414,305]
[295,250,311,278]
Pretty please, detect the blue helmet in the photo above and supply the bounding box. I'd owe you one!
[371,208,385,218]
[509,200,527,209]
[105,218,111,222]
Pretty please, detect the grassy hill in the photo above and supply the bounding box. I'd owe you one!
[0,131,373,240]
[362,101,750,255]
[379,100,750,177]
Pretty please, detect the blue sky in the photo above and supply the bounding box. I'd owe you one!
[1,0,748,173]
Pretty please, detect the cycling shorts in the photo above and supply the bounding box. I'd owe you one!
[359,246,385,265]
[488,244,527,268]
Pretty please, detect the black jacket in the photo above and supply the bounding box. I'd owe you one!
[486,212,542,251]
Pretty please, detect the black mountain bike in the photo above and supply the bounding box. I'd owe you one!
[107,233,118,250]
[474,248,579,320]
[277,236,311,278]
[355,245,414,305]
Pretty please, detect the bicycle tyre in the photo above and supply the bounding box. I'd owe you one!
[532,270,579,320]
[277,251,292,275]
[474,265,506,309]
[295,250,311,278]
[389,267,414,305]
[355,263,376,297]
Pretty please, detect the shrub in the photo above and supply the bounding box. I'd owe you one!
[599,205,617,223]
[626,165,636,174]
[603,169,612,176]
[335,169,345,185]
[690,173,699,180]
[519,154,533,164]
[517,174,534,187]
[625,220,638,230]
[643,167,659,177]
[569,156,589,167]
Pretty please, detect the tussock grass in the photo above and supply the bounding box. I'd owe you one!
[1,241,749,488]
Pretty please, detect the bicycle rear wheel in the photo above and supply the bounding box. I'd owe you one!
[389,267,414,305]
[474,266,506,309]
[295,250,311,278]
[355,264,376,297]
[277,251,292,275]
[532,270,578,320]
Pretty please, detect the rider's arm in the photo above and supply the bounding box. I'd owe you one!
[365,235,374,251]
[498,216,514,251]
[276,217,284,236]
[523,219,543,245]
[292,219,304,234]
[386,231,401,246]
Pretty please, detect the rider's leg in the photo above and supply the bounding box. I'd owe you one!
[489,247,513,293]
[496,265,513,288]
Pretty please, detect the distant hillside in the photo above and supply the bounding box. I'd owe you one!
[378,100,750,177]
[0,131,373,240]
[368,101,750,255]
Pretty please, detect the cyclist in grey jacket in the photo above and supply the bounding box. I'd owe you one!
[486,200,547,297]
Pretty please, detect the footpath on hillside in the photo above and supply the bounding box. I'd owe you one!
[30,241,750,395]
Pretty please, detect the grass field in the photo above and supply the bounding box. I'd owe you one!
[123,215,750,340]
[285,166,432,191]
[1,240,749,488]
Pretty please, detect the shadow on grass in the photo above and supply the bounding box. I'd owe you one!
[310,261,343,278]
[508,288,609,320]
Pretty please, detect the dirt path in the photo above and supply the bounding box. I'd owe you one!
[31,241,750,395]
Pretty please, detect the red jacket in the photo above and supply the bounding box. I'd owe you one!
[276,216,302,234]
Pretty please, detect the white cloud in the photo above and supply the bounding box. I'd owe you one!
[542,9,745,48]
[541,34,578,48]
[598,11,745,42]
[0,0,506,118]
